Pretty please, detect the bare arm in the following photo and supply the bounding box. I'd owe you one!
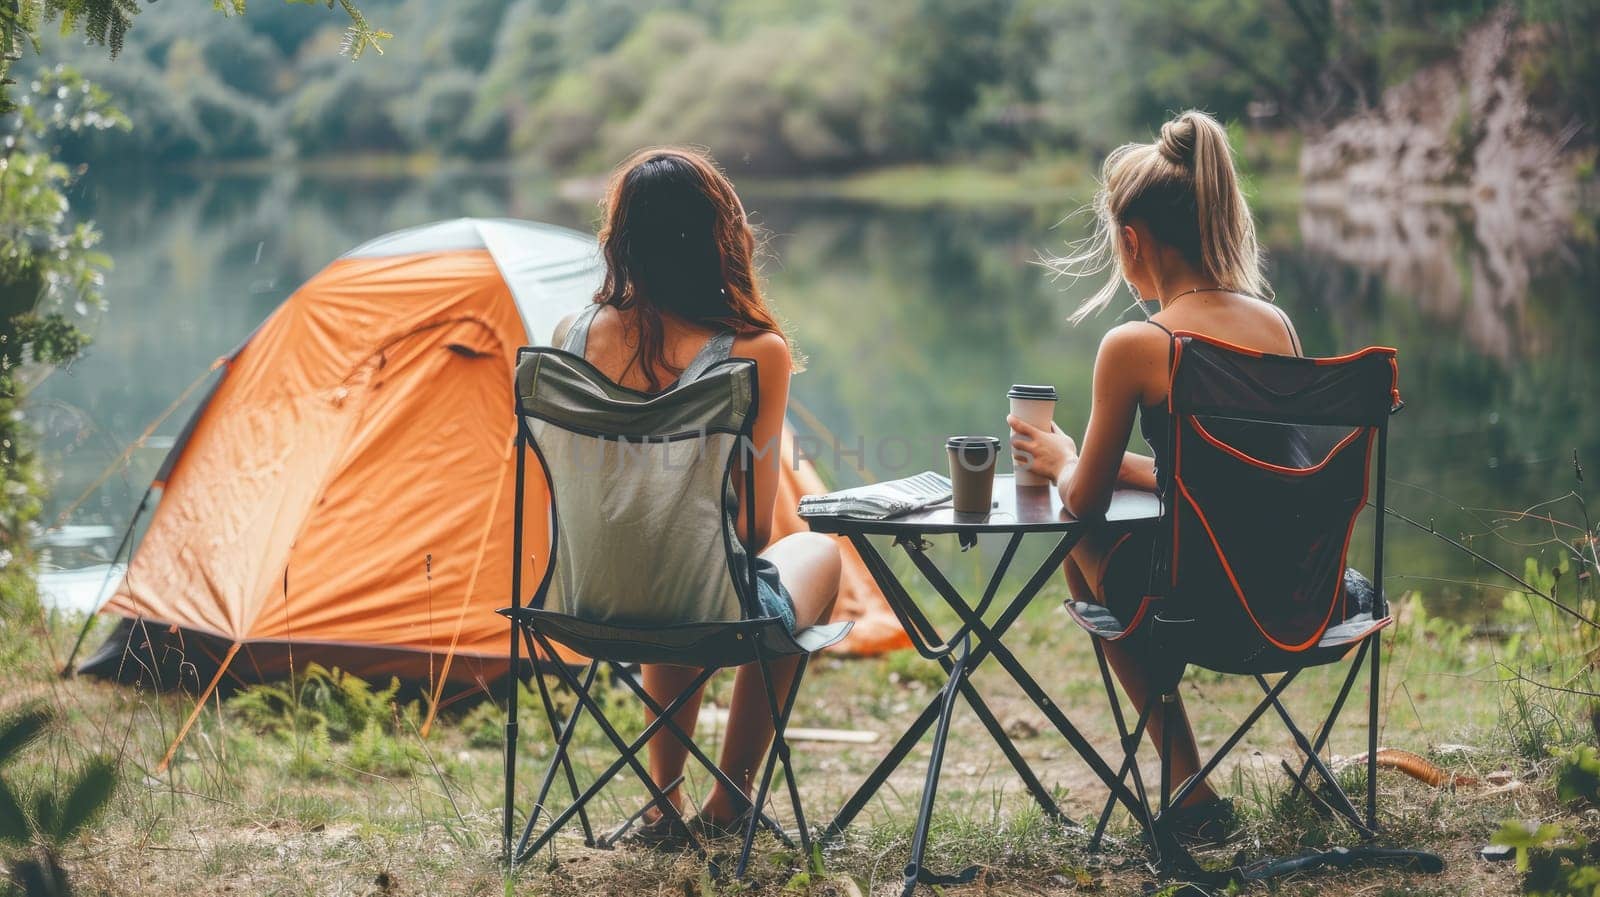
[1120,452,1157,491]
[1060,325,1159,517]
[1008,323,1162,517]
[732,331,790,550]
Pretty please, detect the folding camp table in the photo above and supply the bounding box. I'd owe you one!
[805,479,1161,896]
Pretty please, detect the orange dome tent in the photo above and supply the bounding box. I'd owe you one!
[70,218,907,765]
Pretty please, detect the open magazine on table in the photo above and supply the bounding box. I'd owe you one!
[797,471,953,521]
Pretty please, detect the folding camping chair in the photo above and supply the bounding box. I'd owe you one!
[1066,333,1442,881]
[500,344,851,880]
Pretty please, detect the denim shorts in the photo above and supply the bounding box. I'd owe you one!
[753,555,797,633]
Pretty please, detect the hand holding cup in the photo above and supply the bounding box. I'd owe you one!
[1007,384,1059,486]
[1007,415,1077,485]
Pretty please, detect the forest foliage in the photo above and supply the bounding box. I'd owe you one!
[10,0,1597,175]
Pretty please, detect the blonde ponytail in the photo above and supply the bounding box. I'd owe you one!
[1051,109,1268,323]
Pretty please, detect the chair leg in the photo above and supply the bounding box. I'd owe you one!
[1090,642,1159,855]
[1285,641,1369,810]
[519,631,714,863]
[503,658,520,868]
[1368,630,1381,833]
[524,629,597,846]
[776,656,815,864]
[1255,674,1374,837]
[516,662,598,857]
[736,648,810,880]
[1159,690,1177,815]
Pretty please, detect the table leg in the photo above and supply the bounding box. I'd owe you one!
[824,525,1149,892]
[883,535,1068,826]
[823,690,944,842]
[901,537,1147,819]
[901,636,972,897]
[826,533,1069,841]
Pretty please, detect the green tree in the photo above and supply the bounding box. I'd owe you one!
[1,1,388,113]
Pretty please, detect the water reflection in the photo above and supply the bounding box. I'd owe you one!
[1298,182,1582,361]
[31,170,1600,613]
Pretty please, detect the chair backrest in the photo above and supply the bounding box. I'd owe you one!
[514,346,761,627]
[1157,333,1400,657]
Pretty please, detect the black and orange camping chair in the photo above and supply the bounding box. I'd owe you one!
[1065,333,1443,882]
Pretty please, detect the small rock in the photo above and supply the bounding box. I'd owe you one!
[1480,844,1515,863]
[1004,716,1040,740]
[1486,769,1515,785]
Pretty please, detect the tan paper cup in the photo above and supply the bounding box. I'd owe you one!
[1007,384,1059,486]
[946,436,1000,514]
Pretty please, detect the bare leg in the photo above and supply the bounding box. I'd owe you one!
[641,663,709,817]
[701,532,841,822]
[1067,541,1216,807]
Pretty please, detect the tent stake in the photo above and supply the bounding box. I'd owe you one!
[155,641,241,774]
[421,429,514,737]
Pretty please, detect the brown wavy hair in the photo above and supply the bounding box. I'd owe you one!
[595,146,788,391]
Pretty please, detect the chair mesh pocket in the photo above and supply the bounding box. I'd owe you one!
[1171,415,1371,651]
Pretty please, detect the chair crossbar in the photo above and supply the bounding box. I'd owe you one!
[516,635,719,863]
[520,661,598,851]
[1087,640,1383,875]
[1255,674,1375,837]
[509,623,810,879]
[606,654,796,850]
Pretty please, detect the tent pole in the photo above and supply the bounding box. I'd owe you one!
[155,641,241,775]
[61,485,152,674]
[49,362,216,530]
[420,427,515,738]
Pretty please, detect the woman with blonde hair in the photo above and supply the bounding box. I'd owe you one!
[1009,110,1299,844]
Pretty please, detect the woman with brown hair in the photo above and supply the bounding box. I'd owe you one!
[551,147,841,846]
[1009,110,1302,844]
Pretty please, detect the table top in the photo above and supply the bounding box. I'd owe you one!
[803,475,1163,536]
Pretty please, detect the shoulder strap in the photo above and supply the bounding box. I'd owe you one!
[560,304,602,356]
[1269,303,1303,357]
[677,330,736,384]
[1146,319,1175,338]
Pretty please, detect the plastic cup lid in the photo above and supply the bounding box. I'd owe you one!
[946,435,1001,450]
[1007,384,1058,401]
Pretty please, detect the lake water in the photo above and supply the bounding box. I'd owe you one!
[30,169,1600,616]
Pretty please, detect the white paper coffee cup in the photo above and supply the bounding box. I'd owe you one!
[1008,384,1059,487]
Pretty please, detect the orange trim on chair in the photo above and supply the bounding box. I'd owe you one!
[1169,329,1397,366]
[1175,479,1344,653]
[1187,418,1366,477]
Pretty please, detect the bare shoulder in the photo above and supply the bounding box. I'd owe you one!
[1098,320,1168,365]
[734,329,789,363]
[550,310,582,347]
[733,330,792,391]
[1097,321,1169,404]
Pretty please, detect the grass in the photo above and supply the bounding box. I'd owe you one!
[1,545,1583,897]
